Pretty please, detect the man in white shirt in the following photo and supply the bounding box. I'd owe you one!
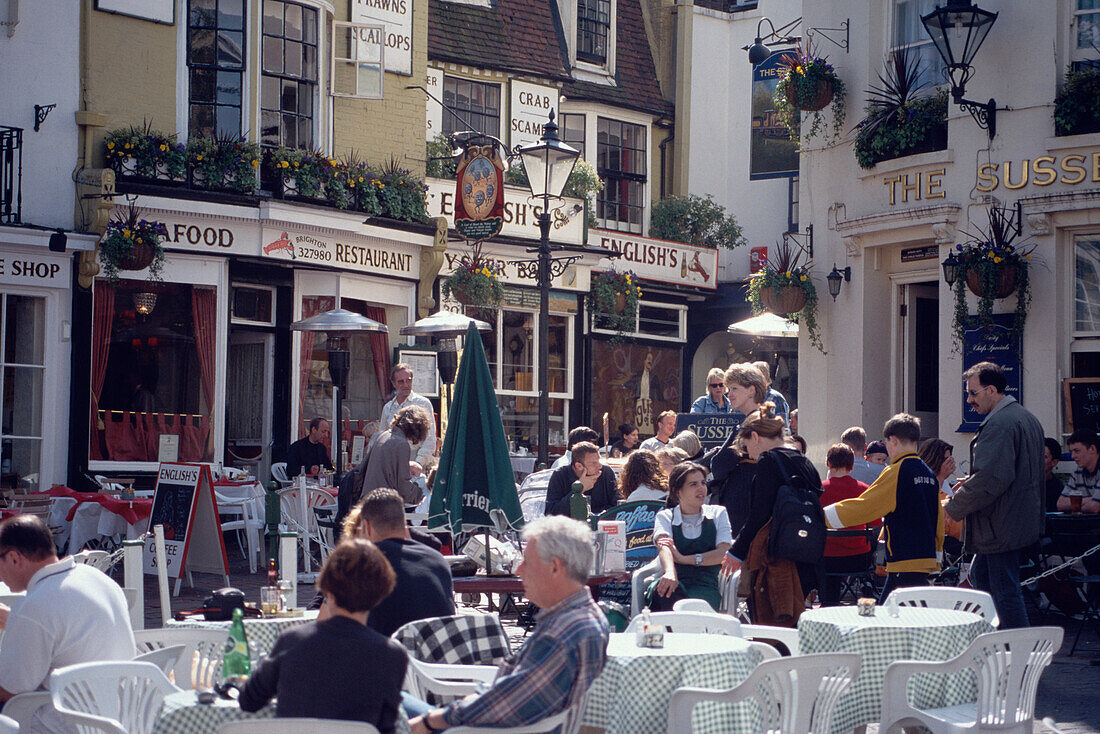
[639,411,677,452]
[374,362,437,470]
[842,426,884,486]
[0,516,135,734]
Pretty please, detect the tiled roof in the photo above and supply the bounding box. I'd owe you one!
[429,0,672,117]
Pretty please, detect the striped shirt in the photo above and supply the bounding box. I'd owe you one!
[443,588,609,728]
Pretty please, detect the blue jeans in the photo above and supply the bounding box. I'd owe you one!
[970,550,1030,629]
[401,691,434,719]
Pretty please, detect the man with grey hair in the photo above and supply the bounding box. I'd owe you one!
[842,425,884,485]
[409,516,609,734]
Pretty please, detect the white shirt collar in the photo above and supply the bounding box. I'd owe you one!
[26,556,74,592]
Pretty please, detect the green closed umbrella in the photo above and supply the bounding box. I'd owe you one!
[429,322,524,536]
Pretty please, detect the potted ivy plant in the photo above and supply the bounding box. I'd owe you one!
[774,49,847,144]
[747,237,824,353]
[854,48,948,169]
[586,269,641,336]
[104,122,186,181]
[1054,63,1100,136]
[442,241,504,310]
[187,133,260,193]
[649,193,745,250]
[950,204,1034,352]
[98,201,168,283]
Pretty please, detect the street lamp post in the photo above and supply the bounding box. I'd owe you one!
[517,111,580,468]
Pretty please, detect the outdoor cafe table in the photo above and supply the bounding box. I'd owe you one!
[45,486,153,553]
[582,632,764,734]
[152,689,410,734]
[797,605,993,733]
[169,611,319,661]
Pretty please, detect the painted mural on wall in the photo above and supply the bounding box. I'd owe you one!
[592,341,681,435]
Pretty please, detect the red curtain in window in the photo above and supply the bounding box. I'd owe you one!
[191,287,217,411]
[364,306,390,396]
[90,287,116,460]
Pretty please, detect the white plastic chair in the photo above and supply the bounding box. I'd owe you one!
[1,693,50,731]
[885,586,1001,629]
[0,715,18,733]
[71,549,112,572]
[667,653,861,734]
[625,611,743,636]
[133,644,187,681]
[134,628,226,687]
[220,720,380,733]
[720,569,749,619]
[271,462,291,486]
[49,661,178,734]
[278,487,336,572]
[673,598,716,613]
[446,691,589,734]
[404,658,499,703]
[630,557,662,617]
[216,488,265,573]
[880,626,1063,734]
[741,624,801,657]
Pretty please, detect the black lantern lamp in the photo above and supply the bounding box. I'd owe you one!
[921,0,1000,138]
[826,265,851,301]
[399,311,492,405]
[290,308,386,476]
[942,251,961,286]
[517,111,580,467]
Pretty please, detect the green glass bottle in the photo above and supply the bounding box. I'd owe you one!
[222,607,251,682]
[569,480,589,522]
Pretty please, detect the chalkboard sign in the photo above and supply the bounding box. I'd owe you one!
[144,463,229,585]
[1064,378,1100,434]
[958,314,1022,433]
[675,413,742,450]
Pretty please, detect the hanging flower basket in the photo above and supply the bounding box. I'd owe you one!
[586,269,641,339]
[116,243,156,272]
[785,77,835,112]
[613,292,627,314]
[760,285,808,315]
[442,249,504,310]
[97,202,168,283]
[965,264,1018,300]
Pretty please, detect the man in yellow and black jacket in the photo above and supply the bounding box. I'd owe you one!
[822,413,944,602]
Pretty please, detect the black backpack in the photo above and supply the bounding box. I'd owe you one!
[767,450,827,565]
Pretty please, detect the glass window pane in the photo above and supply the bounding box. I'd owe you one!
[263,1,283,35]
[218,30,244,68]
[2,438,40,490]
[1076,238,1100,331]
[217,70,241,106]
[191,68,215,102]
[283,114,297,148]
[298,84,311,115]
[501,310,534,392]
[299,117,312,149]
[284,2,302,40]
[216,106,241,138]
[548,315,569,394]
[190,28,216,65]
[262,75,279,108]
[219,0,243,29]
[263,36,284,73]
[190,0,216,27]
[285,40,302,77]
[281,80,298,112]
[1078,13,1100,48]
[190,104,215,139]
[261,110,281,147]
[302,7,318,42]
[303,43,316,80]
[4,296,44,365]
[3,367,43,435]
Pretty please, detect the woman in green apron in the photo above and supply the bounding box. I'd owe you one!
[647,462,733,611]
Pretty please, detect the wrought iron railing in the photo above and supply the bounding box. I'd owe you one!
[0,126,21,225]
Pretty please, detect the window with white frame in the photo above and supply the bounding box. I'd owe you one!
[332,22,384,99]
[560,112,586,153]
[442,77,501,137]
[577,0,611,65]
[596,117,646,233]
[260,0,320,149]
[1074,0,1100,67]
[1075,235,1100,335]
[0,294,45,491]
[891,0,946,89]
[187,0,245,139]
[592,299,685,341]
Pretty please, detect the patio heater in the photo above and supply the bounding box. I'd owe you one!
[399,310,492,411]
[290,308,386,477]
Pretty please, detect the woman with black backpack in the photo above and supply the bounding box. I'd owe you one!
[723,403,825,626]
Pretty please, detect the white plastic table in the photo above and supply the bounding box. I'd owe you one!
[583,632,764,734]
[798,605,993,733]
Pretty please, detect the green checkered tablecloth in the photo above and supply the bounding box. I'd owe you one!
[798,606,993,733]
[168,612,319,662]
[152,690,411,734]
[583,632,764,734]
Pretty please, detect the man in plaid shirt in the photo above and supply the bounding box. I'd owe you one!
[409,516,609,733]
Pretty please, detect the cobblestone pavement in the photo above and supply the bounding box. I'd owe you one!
[129,549,1100,733]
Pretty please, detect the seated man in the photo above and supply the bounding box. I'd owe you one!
[339,488,454,636]
[1057,429,1100,513]
[408,516,609,734]
[0,516,136,733]
[286,417,334,478]
[544,442,618,517]
[241,539,408,731]
[550,426,600,470]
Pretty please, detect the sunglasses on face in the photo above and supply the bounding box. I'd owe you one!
[709,384,723,389]
[966,386,990,397]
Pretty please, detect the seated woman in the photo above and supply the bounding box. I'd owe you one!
[240,539,408,733]
[609,422,640,458]
[647,462,732,611]
[654,447,690,479]
[618,450,668,502]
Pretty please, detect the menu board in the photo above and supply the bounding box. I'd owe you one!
[1064,378,1100,434]
[144,463,229,582]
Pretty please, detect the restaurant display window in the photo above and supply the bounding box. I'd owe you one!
[0,293,46,490]
[590,340,680,436]
[297,294,405,455]
[91,280,216,463]
[1071,234,1100,391]
[475,307,571,451]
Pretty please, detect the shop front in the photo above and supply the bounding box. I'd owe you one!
[76,196,434,485]
[0,228,96,492]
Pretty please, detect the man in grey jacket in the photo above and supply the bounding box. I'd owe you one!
[946,362,1044,629]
